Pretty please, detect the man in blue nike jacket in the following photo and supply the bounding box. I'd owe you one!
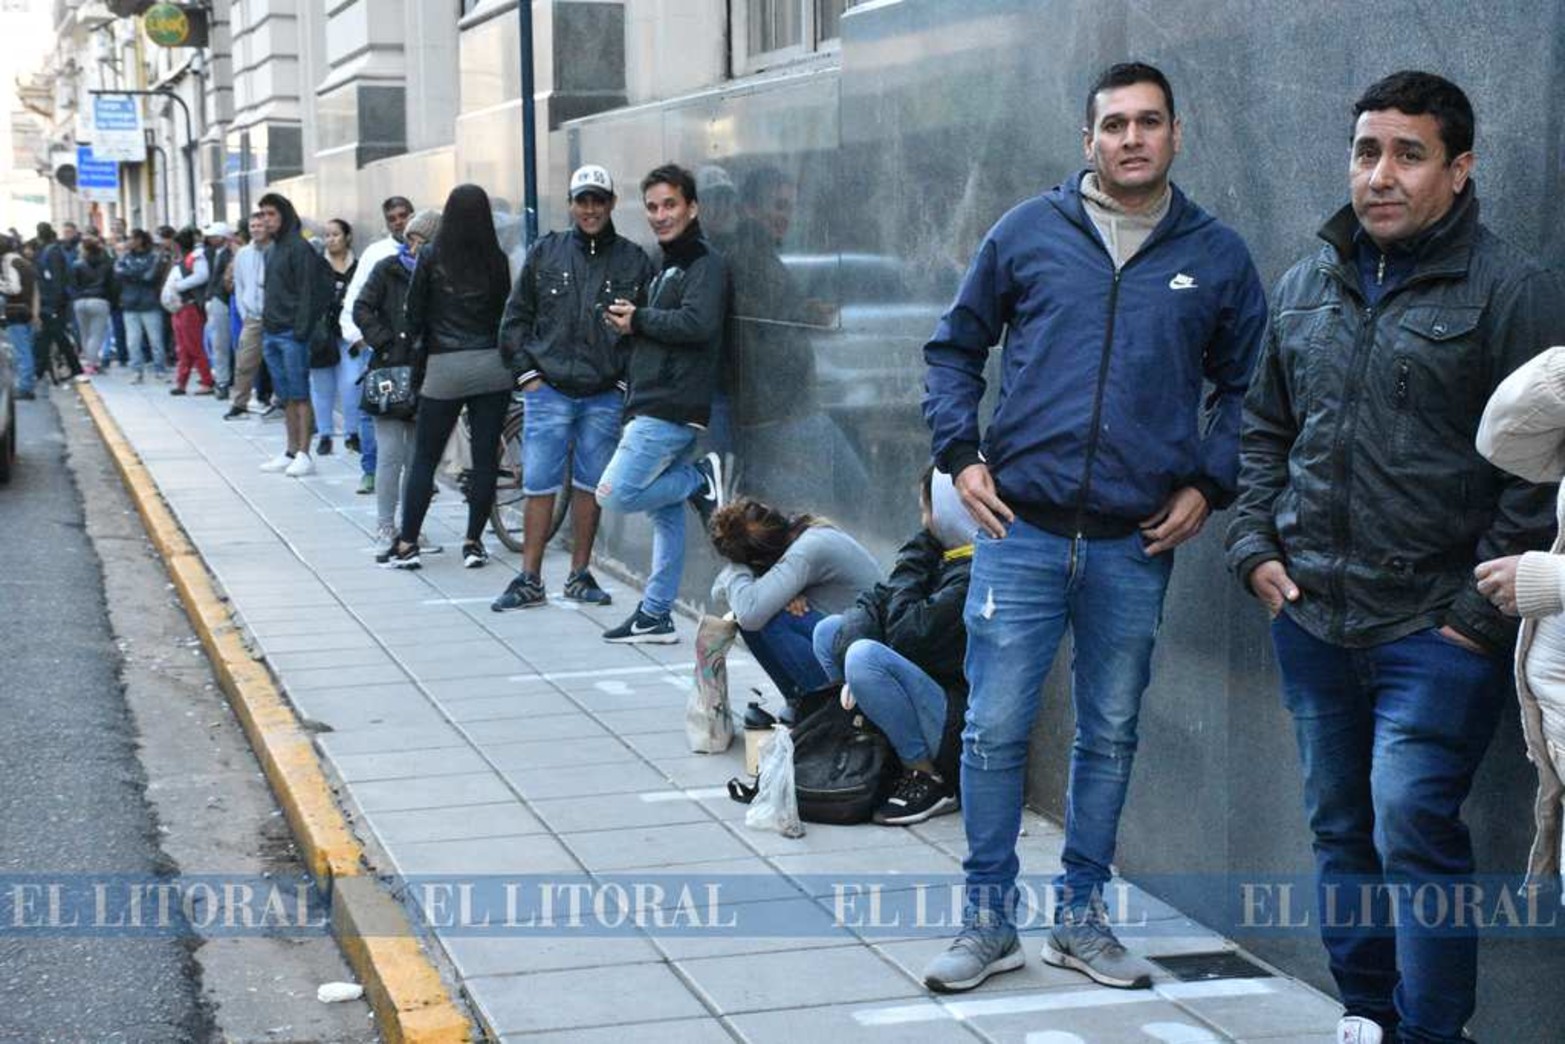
[920,62,1267,994]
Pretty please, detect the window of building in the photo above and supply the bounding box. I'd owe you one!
[736,0,862,73]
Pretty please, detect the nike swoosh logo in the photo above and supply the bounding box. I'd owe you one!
[630,621,663,634]
[1169,274,1198,290]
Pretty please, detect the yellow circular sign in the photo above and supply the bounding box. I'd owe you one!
[144,4,191,47]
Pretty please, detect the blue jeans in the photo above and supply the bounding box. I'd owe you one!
[595,415,702,618]
[1270,613,1504,1044]
[7,322,36,395]
[122,310,167,376]
[813,614,948,765]
[310,339,363,436]
[522,384,623,495]
[736,608,829,701]
[960,520,1172,919]
[261,332,309,402]
[359,409,377,475]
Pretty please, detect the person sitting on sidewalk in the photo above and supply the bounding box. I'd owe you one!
[491,164,654,612]
[353,208,443,554]
[378,184,512,571]
[596,164,729,643]
[167,227,215,396]
[708,497,881,722]
[811,468,975,825]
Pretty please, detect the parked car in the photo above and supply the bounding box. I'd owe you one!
[0,331,16,484]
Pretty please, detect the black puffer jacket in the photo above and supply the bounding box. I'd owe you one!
[827,530,971,781]
[499,222,654,396]
[625,220,728,426]
[352,255,415,365]
[1226,190,1565,652]
[71,251,113,300]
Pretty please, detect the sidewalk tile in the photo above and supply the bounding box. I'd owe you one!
[678,944,924,1015]
[564,821,753,872]
[734,819,931,859]
[281,662,412,692]
[729,999,974,1044]
[594,706,693,735]
[771,843,961,898]
[502,761,672,800]
[442,930,661,978]
[364,802,547,845]
[482,735,640,771]
[1168,977,1341,1039]
[465,963,707,1035]
[351,771,515,812]
[325,746,491,783]
[461,713,609,746]
[964,999,1224,1043]
[267,647,398,672]
[254,631,381,655]
[619,856,804,905]
[651,894,858,960]
[652,753,750,789]
[448,693,580,723]
[530,791,715,834]
[623,730,706,760]
[391,832,579,875]
[497,1017,734,1043]
[316,724,469,757]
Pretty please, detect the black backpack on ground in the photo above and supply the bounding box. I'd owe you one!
[729,699,898,825]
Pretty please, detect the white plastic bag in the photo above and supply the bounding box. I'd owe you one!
[745,724,804,837]
[159,267,183,313]
[688,614,738,753]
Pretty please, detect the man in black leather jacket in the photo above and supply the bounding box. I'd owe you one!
[1226,71,1565,1044]
[493,164,654,612]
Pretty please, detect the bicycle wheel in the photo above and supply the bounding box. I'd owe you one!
[489,393,570,553]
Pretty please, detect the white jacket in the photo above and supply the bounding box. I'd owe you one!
[1475,345,1565,887]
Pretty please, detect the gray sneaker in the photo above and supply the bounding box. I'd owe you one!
[1041,902,1154,989]
[922,908,1025,993]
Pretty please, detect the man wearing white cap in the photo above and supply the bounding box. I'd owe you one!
[491,164,654,612]
[202,221,235,398]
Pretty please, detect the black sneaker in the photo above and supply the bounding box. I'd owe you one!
[687,451,725,530]
[215,385,230,401]
[345,433,361,454]
[316,434,333,456]
[222,405,248,420]
[563,568,613,606]
[873,769,959,825]
[603,604,677,644]
[462,541,490,569]
[492,572,546,612]
[376,540,421,570]
[169,386,187,396]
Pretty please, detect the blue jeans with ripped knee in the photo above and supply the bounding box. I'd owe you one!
[959,519,1172,920]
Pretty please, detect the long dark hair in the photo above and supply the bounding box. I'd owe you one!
[709,498,824,574]
[428,184,508,299]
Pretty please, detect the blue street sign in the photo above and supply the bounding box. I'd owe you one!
[76,144,120,203]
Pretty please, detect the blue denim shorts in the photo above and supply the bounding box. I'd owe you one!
[261,331,310,402]
[521,384,624,496]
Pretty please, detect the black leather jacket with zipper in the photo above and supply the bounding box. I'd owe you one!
[1226,190,1565,652]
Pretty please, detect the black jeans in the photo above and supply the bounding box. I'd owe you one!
[399,390,510,545]
[35,311,81,378]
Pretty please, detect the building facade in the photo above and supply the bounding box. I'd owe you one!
[30,4,1565,1038]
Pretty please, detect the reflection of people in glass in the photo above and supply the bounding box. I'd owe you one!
[714,163,868,515]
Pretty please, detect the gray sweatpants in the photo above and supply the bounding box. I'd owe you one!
[206,297,232,387]
[373,416,417,530]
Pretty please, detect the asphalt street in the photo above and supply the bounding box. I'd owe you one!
[0,389,211,1041]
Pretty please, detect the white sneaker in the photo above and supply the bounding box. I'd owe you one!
[1338,1016,1384,1044]
[285,453,315,477]
[374,523,397,547]
[260,453,293,473]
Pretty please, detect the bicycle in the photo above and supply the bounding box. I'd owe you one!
[446,390,569,553]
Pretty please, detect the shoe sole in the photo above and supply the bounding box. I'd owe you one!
[563,592,613,606]
[874,795,960,826]
[491,598,547,612]
[923,944,1026,993]
[464,559,488,569]
[379,558,421,570]
[1039,944,1151,989]
[603,632,679,645]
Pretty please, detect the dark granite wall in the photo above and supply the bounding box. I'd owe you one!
[558,4,1565,1038]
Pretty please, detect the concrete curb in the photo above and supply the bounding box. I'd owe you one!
[77,385,473,1044]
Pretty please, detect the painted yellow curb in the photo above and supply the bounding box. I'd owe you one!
[77,385,473,1044]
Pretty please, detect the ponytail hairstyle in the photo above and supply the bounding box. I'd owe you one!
[708,497,825,574]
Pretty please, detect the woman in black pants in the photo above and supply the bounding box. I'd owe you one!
[378,184,512,570]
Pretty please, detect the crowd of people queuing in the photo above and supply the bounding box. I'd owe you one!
[9,60,1565,1044]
